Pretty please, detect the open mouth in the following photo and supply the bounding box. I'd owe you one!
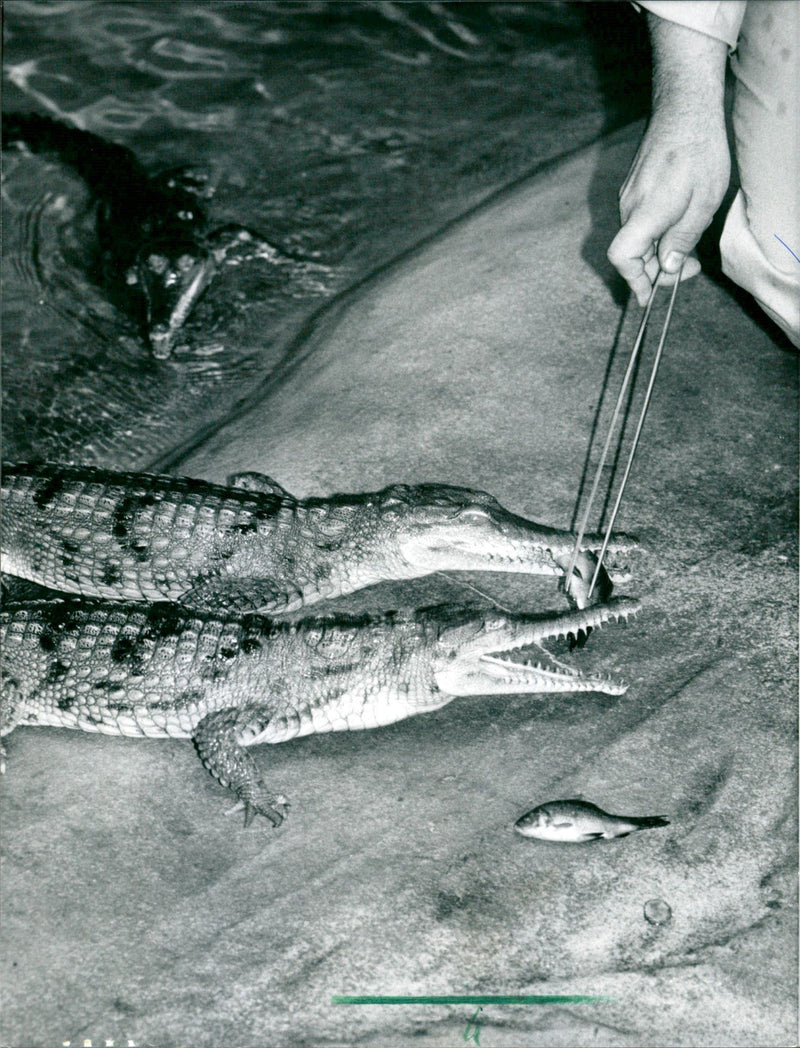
[478,599,640,695]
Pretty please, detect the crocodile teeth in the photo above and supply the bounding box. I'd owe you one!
[568,627,591,651]
[483,654,580,678]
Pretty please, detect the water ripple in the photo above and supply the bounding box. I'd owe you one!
[2,1,643,467]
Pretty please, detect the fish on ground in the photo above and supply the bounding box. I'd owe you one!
[514,799,669,842]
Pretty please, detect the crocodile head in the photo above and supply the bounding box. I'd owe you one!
[131,236,217,359]
[432,597,640,697]
[358,483,637,603]
[92,164,220,359]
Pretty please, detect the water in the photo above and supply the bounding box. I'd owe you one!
[2,1,648,469]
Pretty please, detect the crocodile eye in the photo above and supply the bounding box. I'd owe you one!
[427,508,461,522]
[484,618,506,631]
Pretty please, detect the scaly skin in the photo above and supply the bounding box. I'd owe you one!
[0,597,640,826]
[1,463,638,613]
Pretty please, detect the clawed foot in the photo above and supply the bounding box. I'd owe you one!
[194,709,290,829]
[225,791,290,829]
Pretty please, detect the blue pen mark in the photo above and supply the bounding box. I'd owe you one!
[774,235,800,265]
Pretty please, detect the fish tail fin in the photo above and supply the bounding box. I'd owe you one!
[630,815,670,829]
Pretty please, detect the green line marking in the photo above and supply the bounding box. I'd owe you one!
[331,995,610,1005]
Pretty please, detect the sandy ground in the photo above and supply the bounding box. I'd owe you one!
[2,123,797,1047]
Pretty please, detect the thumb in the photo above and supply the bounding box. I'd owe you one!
[655,254,702,286]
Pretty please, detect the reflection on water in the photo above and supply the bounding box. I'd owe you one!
[2,1,647,468]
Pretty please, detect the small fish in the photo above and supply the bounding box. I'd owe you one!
[561,550,613,611]
[514,799,669,843]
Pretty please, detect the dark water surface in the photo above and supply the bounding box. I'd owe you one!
[2,1,647,468]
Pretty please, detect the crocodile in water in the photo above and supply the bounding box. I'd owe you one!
[1,462,638,612]
[2,112,288,358]
[0,597,640,826]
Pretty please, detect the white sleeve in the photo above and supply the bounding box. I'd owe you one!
[635,1,747,50]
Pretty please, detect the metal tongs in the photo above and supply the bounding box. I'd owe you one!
[565,264,684,602]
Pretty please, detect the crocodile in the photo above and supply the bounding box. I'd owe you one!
[0,596,640,826]
[1,462,638,613]
[2,112,284,358]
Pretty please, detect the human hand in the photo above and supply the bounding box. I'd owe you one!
[608,107,730,305]
[607,15,731,306]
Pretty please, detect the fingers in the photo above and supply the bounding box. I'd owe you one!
[607,215,663,306]
[608,194,704,305]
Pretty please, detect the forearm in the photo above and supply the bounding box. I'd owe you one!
[648,13,728,118]
[607,12,732,303]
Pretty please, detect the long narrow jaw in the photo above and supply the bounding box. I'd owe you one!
[392,492,639,598]
[434,598,641,697]
[137,242,218,358]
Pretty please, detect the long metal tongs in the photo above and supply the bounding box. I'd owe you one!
[565,263,684,602]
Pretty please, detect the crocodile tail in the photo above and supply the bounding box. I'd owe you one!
[2,112,149,203]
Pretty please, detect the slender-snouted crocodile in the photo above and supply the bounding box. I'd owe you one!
[2,112,282,358]
[1,462,638,613]
[0,597,640,826]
